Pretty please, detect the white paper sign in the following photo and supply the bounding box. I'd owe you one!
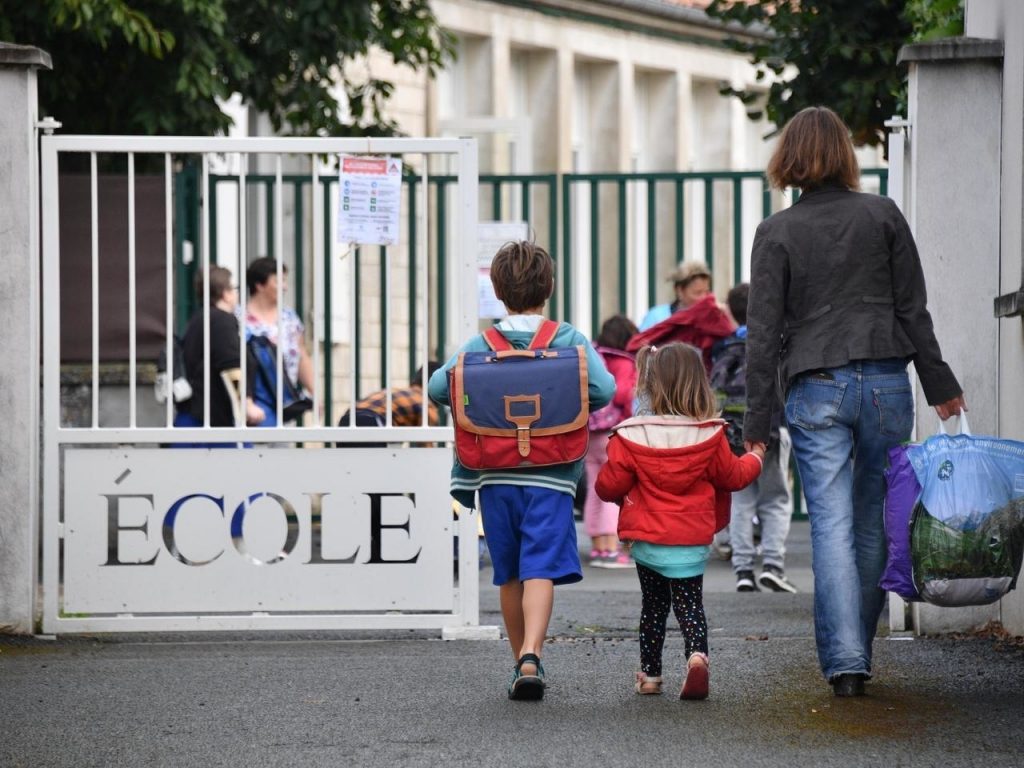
[477,221,529,319]
[62,447,453,613]
[337,155,402,246]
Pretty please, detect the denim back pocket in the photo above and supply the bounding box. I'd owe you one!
[785,378,847,430]
[873,385,914,440]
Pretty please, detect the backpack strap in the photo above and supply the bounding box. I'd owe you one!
[483,326,512,351]
[527,319,560,350]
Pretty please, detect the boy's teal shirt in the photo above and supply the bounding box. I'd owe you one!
[428,321,616,509]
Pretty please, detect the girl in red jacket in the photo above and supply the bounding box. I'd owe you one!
[596,342,764,699]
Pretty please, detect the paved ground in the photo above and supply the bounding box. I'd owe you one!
[2,521,1022,767]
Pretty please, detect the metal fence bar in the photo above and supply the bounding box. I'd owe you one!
[703,177,714,271]
[561,175,572,324]
[200,154,210,427]
[311,158,322,427]
[435,180,448,362]
[239,156,248,417]
[274,155,285,426]
[546,176,559,321]
[675,178,684,266]
[294,179,305,319]
[733,177,743,284]
[617,178,627,315]
[407,176,418,379]
[90,152,100,429]
[164,154,173,428]
[128,152,138,428]
[647,179,657,311]
[589,180,600,333]
[323,175,333,426]
[418,160,430,425]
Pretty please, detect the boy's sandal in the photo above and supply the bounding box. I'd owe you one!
[635,672,663,695]
[508,653,546,701]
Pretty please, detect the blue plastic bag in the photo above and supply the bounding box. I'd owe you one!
[908,415,1024,606]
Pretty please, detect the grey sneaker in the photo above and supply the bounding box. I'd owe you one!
[758,564,798,593]
[735,570,759,592]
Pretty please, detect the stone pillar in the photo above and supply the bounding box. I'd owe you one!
[0,43,51,634]
[899,37,1004,635]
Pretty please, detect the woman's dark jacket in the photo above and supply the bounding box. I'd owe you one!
[743,184,962,444]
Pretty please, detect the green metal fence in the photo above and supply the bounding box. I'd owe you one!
[175,166,887,428]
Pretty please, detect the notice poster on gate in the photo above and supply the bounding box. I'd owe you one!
[337,154,402,246]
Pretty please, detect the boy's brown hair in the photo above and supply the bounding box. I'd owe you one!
[635,342,718,419]
[490,241,554,312]
[766,106,860,192]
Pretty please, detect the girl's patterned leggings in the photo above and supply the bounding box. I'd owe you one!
[636,564,708,676]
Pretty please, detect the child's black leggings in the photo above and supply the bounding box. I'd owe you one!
[636,564,708,676]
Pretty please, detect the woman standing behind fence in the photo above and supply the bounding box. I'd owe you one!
[743,106,966,697]
[244,257,315,426]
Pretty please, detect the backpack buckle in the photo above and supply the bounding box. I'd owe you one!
[505,395,541,457]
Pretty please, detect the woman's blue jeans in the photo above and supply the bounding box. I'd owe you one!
[785,359,913,682]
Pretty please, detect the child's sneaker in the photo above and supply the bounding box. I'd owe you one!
[758,564,798,593]
[634,671,663,695]
[680,652,709,700]
[588,549,604,567]
[735,570,759,592]
[603,549,634,569]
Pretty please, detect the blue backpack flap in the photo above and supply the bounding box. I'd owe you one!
[908,414,1024,607]
[247,334,313,427]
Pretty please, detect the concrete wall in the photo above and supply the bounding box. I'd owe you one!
[0,45,50,633]
[904,3,1024,635]
[964,0,1024,635]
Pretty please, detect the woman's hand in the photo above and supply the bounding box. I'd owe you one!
[934,395,967,421]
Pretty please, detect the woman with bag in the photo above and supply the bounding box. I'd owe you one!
[583,315,638,568]
[743,106,966,697]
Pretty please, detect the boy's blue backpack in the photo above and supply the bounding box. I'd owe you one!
[709,335,746,456]
[449,320,590,470]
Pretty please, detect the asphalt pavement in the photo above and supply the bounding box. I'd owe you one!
[2,520,1022,767]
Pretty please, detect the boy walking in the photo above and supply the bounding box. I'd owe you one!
[428,241,615,700]
[712,284,796,593]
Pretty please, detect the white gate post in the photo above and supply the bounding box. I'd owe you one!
[0,44,51,634]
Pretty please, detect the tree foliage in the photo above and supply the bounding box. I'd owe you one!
[0,0,455,136]
[705,1,964,147]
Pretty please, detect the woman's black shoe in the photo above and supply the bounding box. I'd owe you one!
[831,673,866,697]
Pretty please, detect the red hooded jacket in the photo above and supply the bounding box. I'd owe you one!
[595,415,762,545]
[626,295,736,372]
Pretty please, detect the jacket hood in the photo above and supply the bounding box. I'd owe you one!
[613,415,725,449]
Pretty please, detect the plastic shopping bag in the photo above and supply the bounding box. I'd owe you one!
[908,415,1024,607]
[880,443,923,601]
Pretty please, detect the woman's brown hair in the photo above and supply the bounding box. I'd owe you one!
[490,241,554,312]
[766,106,860,192]
[635,343,718,419]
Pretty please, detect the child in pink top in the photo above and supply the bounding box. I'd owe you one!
[583,315,638,568]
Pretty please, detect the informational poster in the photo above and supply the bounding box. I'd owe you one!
[337,155,402,246]
[477,221,529,319]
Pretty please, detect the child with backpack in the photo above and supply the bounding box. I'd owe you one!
[595,342,763,699]
[710,284,796,594]
[427,241,615,701]
[584,315,638,568]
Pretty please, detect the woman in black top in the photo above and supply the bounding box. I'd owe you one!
[176,266,264,428]
[743,106,965,697]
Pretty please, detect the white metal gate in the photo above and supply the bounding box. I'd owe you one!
[40,135,490,635]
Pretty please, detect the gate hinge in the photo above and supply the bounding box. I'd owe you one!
[36,116,62,135]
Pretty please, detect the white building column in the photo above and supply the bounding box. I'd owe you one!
[0,43,51,634]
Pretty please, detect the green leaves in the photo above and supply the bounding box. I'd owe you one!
[0,0,454,137]
[705,0,962,148]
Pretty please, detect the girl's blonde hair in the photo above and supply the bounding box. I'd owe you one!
[635,343,718,419]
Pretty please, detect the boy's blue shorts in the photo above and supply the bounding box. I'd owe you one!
[478,485,582,587]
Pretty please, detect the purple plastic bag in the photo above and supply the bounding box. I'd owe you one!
[880,443,922,600]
